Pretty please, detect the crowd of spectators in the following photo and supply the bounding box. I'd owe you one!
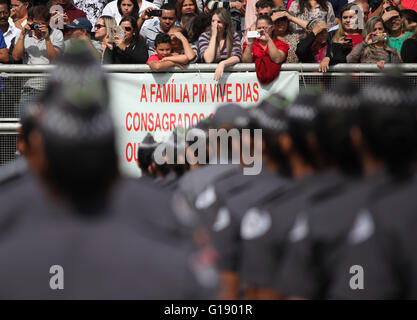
[0,0,416,83]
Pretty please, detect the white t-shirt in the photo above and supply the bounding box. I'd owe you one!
[3,25,21,49]
[102,0,157,24]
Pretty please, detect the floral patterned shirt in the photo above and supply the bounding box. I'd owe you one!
[288,0,336,37]
[286,0,336,62]
[73,0,107,29]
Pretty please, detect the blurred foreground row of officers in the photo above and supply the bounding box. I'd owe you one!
[1,41,417,299]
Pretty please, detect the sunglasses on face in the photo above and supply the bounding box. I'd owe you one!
[123,26,132,31]
[94,24,105,29]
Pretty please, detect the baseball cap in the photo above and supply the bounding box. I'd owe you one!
[65,17,93,31]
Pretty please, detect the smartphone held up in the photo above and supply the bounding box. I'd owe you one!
[247,31,261,38]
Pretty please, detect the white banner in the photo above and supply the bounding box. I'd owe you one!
[108,71,299,177]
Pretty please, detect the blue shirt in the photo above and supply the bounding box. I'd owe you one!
[0,29,6,49]
[0,30,6,90]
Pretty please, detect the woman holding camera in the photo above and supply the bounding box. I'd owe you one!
[242,15,288,84]
[198,8,242,81]
[347,16,400,68]
[103,15,148,64]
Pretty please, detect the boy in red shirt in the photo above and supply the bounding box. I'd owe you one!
[147,33,182,71]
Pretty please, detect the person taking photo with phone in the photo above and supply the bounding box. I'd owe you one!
[347,16,400,68]
[139,3,176,56]
[318,3,363,72]
[103,15,149,64]
[242,14,288,84]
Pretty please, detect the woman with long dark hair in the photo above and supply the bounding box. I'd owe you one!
[117,0,139,21]
[198,8,242,81]
[176,0,200,22]
[318,3,363,72]
[103,15,148,64]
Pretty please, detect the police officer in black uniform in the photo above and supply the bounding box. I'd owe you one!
[191,93,292,299]
[239,88,353,299]
[0,41,217,299]
[276,74,417,299]
[323,74,417,299]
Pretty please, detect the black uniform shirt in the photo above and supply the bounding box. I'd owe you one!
[240,170,347,289]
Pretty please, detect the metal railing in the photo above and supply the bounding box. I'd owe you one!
[1,63,417,165]
[1,63,417,72]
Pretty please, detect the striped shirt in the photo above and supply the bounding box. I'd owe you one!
[198,31,242,62]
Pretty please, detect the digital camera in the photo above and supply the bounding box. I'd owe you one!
[30,23,41,31]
